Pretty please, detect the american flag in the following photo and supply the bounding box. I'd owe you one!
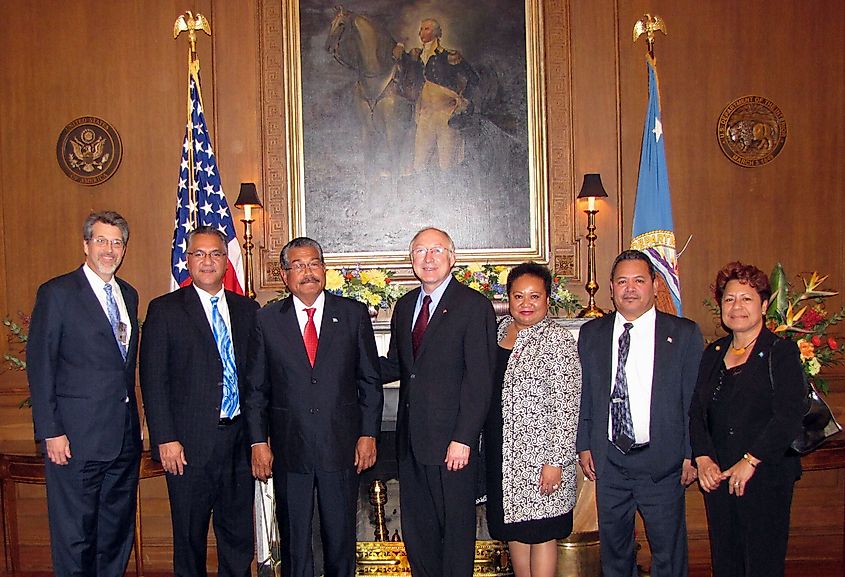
[170,66,244,294]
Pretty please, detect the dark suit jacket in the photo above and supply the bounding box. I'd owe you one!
[689,328,804,479]
[380,279,497,466]
[243,292,383,473]
[27,266,141,461]
[139,286,259,465]
[576,310,704,481]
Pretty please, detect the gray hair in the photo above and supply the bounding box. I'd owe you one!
[281,237,324,269]
[422,18,443,38]
[83,211,130,244]
[409,227,455,253]
[186,226,228,251]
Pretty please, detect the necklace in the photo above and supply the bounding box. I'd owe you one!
[730,335,759,355]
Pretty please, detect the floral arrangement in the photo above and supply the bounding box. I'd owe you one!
[453,264,581,317]
[3,313,31,408]
[324,267,406,310]
[766,264,845,393]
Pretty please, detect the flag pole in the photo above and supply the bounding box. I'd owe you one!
[174,12,212,231]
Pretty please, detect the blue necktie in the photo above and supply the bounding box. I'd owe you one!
[210,296,238,418]
[103,283,127,361]
[611,322,635,453]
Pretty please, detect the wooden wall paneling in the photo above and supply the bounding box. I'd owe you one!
[616,0,845,332]
[569,0,623,312]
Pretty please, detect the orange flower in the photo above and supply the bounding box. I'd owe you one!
[798,339,816,360]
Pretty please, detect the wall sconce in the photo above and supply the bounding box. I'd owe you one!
[577,174,608,318]
[234,182,263,299]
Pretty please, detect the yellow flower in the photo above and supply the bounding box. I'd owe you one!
[360,269,387,288]
[325,269,344,291]
[469,281,481,291]
[467,263,483,273]
[362,289,382,307]
[497,268,509,285]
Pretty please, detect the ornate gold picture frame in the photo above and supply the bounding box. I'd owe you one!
[262,0,549,273]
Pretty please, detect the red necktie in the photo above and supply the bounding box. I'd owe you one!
[412,295,431,358]
[304,307,318,366]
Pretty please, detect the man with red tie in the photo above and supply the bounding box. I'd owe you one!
[243,237,383,577]
[380,227,497,577]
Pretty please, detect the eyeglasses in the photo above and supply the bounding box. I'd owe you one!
[410,246,452,259]
[89,237,125,250]
[187,250,226,260]
[285,260,325,272]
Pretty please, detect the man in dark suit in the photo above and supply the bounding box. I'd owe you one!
[576,249,703,577]
[244,237,383,577]
[27,210,141,577]
[140,226,259,577]
[380,227,496,577]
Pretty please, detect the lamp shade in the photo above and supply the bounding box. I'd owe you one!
[576,173,608,199]
[234,182,262,208]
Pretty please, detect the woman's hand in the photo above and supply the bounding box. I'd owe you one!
[695,456,723,492]
[722,458,757,497]
[539,464,562,496]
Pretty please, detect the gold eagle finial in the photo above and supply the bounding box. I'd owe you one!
[174,11,212,62]
[633,14,667,57]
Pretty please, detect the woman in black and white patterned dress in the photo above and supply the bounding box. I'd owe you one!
[484,262,581,577]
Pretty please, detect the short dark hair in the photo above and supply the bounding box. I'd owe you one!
[281,237,324,269]
[83,211,129,244]
[714,261,771,303]
[506,262,552,296]
[186,226,228,251]
[610,250,655,280]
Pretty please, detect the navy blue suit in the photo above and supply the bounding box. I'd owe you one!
[576,310,703,577]
[244,292,382,577]
[28,266,141,577]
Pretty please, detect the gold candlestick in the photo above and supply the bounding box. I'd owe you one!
[576,174,607,318]
[368,479,389,542]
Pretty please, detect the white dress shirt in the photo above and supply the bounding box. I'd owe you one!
[83,264,132,348]
[292,291,326,337]
[608,306,656,445]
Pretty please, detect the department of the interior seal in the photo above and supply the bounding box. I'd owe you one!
[56,116,123,185]
[717,96,787,168]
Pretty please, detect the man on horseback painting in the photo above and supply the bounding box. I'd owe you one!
[395,18,479,173]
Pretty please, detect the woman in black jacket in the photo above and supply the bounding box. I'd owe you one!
[689,261,805,577]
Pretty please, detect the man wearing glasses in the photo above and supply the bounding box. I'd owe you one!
[243,237,383,577]
[380,227,497,577]
[28,211,142,577]
[140,226,260,577]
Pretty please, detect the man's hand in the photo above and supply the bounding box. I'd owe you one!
[695,455,722,492]
[355,436,377,474]
[445,441,470,471]
[252,443,274,482]
[578,450,596,481]
[45,435,72,466]
[680,458,697,487]
[392,43,405,61]
[159,441,188,475]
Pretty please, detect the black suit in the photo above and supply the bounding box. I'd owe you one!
[243,292,382,577]
[27,266,141,577]
[689,329,804,577]
[140,286,259,577]
[576,310,703,577]
[380,279,496,577]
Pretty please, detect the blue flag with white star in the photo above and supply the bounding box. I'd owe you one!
[631,55,681,315]
[170,64,244,293]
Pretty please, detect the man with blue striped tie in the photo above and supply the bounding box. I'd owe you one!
[140,226,260,577]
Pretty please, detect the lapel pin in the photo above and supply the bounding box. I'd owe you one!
[715,345,721,351]
[332,317,339,323]
[667,336,673,343]
[758,351,764,358]
[442,309,448,314]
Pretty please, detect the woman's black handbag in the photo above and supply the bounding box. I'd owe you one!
[768,342,842,455]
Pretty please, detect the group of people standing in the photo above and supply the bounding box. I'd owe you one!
[26,211,806,577]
